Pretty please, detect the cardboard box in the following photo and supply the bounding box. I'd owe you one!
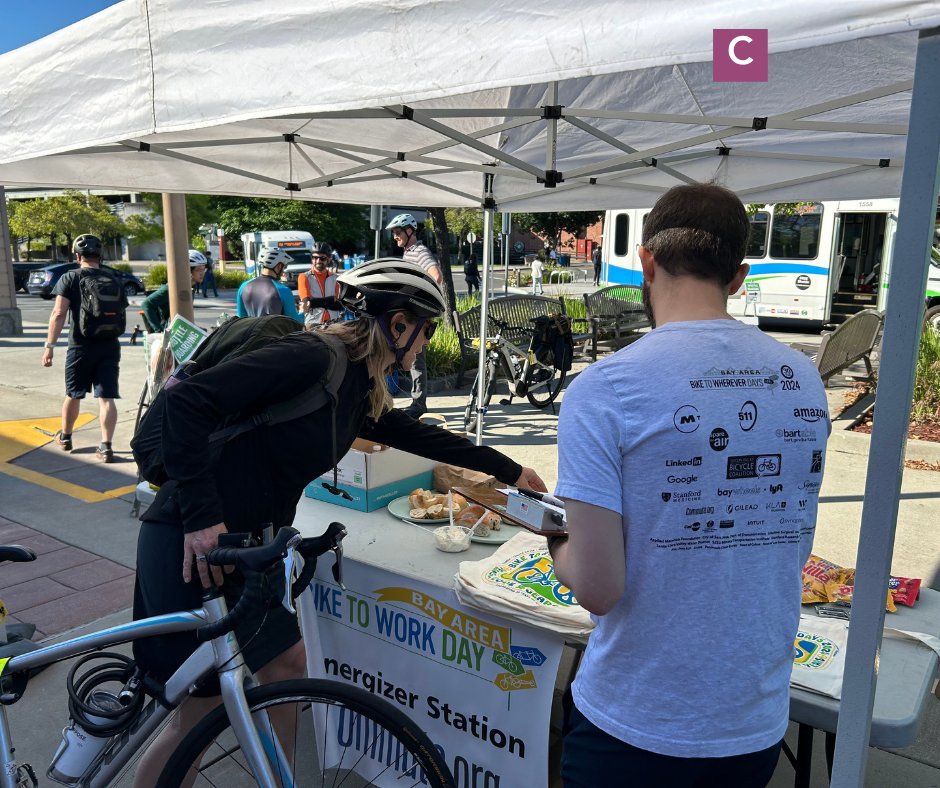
[304,448,436,512]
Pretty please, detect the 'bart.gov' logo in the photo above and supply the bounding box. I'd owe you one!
[793,631,839,669]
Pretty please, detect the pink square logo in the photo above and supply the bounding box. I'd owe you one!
[713,29,768,82]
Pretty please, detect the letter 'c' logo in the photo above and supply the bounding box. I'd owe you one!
[713,29,768,82]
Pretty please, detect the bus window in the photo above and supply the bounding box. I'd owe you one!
[614,214,629,257]
[770,203,823,259]
[746,211,769,258]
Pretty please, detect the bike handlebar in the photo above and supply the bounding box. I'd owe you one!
[195,522,347,642]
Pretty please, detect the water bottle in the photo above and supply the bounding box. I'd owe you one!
[47,691,123,786]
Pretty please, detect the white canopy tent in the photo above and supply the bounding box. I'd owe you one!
[1,3,939,784]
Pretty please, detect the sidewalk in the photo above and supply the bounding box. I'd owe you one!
[0,300,938,785]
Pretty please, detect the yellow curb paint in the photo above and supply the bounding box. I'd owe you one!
[0,415,134,503]
[0,414,95,462]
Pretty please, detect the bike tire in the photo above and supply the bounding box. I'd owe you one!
[525,363,566,408]
[156,678,454,788]
[133,380,150,436]
[463,361,495,433]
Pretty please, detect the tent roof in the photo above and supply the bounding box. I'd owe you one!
[1,0,939,209]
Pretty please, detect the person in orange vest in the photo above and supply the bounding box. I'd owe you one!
[298,241,342,327]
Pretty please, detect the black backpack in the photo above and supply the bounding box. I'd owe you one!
[531,314,574,372]
[131,315,347,487]
[79,269,127,340]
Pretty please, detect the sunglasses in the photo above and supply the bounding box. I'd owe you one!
[312,255,330,261]
[423,319,439,340]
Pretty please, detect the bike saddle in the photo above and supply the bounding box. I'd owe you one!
[0,545,37,564]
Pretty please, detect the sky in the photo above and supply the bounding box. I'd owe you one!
[0,0,122,55]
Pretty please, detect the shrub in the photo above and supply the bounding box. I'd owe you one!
[912,326,940,423]
[216,271,249,289]
[146,264,168,288]
[426,325,462,377]
[109,262,133,274]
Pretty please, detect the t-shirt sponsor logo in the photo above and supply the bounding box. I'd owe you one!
[673,405,701,433]
[726,454,781,479]
[709,427,729,451]
[746,519,765,526]
[799,479,822,492]
[665,456,702,467]
[670,490,702,503]
[688,366,779,391]
[686,506,715,515]
[738,400,757,431]
[779,517,804,525]
[728,503,759,513]
[716,485,762,497]
[661,492,672,502]
[719,519,735,529]
[767,501,787,512]
[666,474,698,485]
[794,407,827,423]
[781,364,794,379]
[777,427,818,443]
[769,483,783,494]
[810,450,823,474]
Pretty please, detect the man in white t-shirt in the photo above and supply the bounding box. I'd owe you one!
[550,183,829,786]
[531,257,544,294]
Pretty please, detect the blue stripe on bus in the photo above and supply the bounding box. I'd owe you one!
[745,263,829,277]
[605,265,644,286]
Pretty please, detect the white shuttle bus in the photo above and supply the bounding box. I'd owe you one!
[240,230,315,288]
[602,200,940,329]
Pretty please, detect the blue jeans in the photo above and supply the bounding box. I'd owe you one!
[201,268,218,297]
[561,702,781,787]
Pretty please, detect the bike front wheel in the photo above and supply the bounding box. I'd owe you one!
[463,361,496,433]
[157,678,454,787]
[525,363,566,408]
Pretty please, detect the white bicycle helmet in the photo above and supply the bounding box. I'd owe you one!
[257,248,294,269]
[188,249,208,267]
[385,213,418,231]
[336,258,446,319]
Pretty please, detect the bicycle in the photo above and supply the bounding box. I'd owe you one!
[463,316,566,433]
[0,525,454,787]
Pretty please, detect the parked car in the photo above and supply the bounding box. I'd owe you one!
[12,262,47,293]
[27,262,144,300]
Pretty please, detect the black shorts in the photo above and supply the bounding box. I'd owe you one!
[132,515,301,697]
[64,342,121,399]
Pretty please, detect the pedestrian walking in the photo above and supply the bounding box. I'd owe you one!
[531,257,544,294]
[592,242,603,286]
[41,234,128,462]
[464,254,480,297]
[201,250,218,297]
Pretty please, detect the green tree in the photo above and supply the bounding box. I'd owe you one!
[442,208,484,263]
[513,211,603,253]
[124,212,165,245]
[211,197,369,255]
[140,193,218,245]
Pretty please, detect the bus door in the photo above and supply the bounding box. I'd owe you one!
[603,209,643,286]
[830,212,888,321]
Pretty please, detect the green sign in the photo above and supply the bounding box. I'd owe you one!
[168,315,207,364]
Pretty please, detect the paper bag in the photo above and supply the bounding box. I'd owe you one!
[433,464,497,493]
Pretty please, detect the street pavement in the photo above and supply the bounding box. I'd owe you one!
[0,277,938,785]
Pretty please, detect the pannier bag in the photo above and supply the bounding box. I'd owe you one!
[531,314,574,372]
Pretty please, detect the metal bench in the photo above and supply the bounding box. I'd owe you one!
[454,294,568,385]
[581,285,651,361]
[799,309,885,386]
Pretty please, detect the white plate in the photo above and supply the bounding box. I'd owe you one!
[386,495,450,524]
[470,520,523,545]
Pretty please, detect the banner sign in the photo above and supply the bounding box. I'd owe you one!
[304,559,563,787]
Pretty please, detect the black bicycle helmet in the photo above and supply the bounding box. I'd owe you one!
[311,241,333,257]
[336,258,446,319]
[73,234,102,258]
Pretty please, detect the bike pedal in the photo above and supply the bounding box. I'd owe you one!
[499,398,512,406]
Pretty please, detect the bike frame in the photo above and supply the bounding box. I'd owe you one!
[0,595,289,788]
[484,328,556,397]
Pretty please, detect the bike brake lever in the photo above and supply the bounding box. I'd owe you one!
[281,546,301,615]
[331,541,346,591]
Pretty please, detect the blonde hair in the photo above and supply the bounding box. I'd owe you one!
[320,319,393,419]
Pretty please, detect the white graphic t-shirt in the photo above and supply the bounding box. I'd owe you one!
[556,319,829,758]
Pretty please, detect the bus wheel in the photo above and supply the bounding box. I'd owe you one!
[925,305,940,334]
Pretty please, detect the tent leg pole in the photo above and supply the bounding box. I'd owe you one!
[830,25,940,788]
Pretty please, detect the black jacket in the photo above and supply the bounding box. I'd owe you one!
[153,331,521,534]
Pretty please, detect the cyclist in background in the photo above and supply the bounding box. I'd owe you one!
[298,241,342,328]
[386,213,443,419]
[132,259,546,784]
[236,248,303,322]
[140,250,207,332]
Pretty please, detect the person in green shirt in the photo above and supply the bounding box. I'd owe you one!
[141,251,207,331]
